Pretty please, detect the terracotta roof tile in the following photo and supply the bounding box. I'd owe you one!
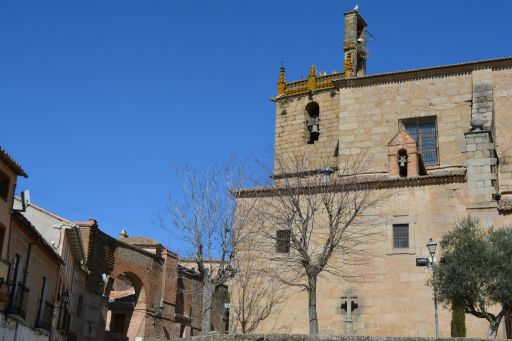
[0,146,27,178]
[122,236,161,246]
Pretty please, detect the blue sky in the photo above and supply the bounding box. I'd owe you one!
[1,1,511,254]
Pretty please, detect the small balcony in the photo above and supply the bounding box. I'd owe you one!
[7,282,29,319]
[35,301,54,332]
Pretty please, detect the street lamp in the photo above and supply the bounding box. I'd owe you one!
[427,238,437,258]
[427,238,439,338]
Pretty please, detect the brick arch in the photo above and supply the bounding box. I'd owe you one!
[104,247,165,341]
[107,270,149,340]
[108,261,154,307]
[87,230,167,341]
[79,224,207,341]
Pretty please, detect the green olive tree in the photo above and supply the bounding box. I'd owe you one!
[431,217,512,338]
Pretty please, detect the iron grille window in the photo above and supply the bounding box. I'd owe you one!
[35,302,54,331]
[8,282,29,318]
[393,224,409,249]
[76,295,83,317]
[276,230,291,253]
[404,118,438,165]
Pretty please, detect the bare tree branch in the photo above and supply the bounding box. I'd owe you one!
[229,242,285,334]
[238,150,387,335]
[161,158,257,334]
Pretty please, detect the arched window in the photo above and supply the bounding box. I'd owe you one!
[306,102,320,144]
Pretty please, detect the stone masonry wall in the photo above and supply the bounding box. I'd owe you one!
[493,68,512,195]
[235,182,512,338]
[247,65,512,339]
[337,73,472,172]
[274,89,340,174]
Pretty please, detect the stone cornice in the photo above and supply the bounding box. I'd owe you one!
[334,57,512,88]
[237,169,466,198]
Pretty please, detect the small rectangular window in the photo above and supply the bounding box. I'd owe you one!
[0,170,10,201]
[393,224,409,249]
[276,230,291,253]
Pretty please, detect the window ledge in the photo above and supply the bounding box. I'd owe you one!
[34,328,50,336]
[387,248,416,255]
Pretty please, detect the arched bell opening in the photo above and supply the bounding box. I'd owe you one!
[105,272,146,341]
[398,149,408,177]
[306,102,320,144]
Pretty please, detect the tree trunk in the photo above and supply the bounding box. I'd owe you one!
[487,317,503,339]
[307,275,319,335]
[450,297,466,337]
[201,278,215,334]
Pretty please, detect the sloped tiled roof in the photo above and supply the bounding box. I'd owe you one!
[12,211,63,264]
[0,146,27,178]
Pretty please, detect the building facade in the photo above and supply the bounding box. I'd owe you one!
[77,223,229,341]
[18,201,105,341]
[235,9,512,339]
[0,146,230,340]
[4,212,62,339]
[0,147,28,306]
[0,147,65,341]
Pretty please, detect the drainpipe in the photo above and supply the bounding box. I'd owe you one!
[50,262,63,341]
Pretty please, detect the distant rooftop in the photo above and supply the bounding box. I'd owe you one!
[122,236,162,246]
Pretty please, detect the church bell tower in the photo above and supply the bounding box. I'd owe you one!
[343,8,367,78]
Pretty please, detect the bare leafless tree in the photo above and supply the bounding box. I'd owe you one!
[240,151,385,335]
[160,159,256,334]
[229,243,285,333]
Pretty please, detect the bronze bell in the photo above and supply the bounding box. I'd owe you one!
[310,124,319,134]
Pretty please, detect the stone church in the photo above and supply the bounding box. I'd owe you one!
[234,8,512,338]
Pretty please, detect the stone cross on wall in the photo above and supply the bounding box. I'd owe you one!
[341,288,358,334]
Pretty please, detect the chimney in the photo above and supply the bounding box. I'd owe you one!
[343,9,367,78]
